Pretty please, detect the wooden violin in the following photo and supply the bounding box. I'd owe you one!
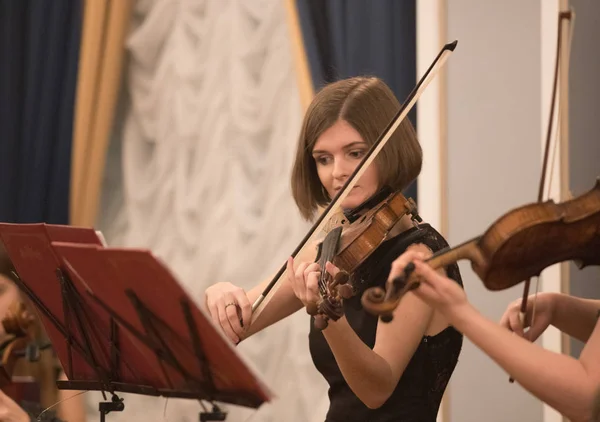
[0,299,43,404]
[361,178,600,320]
[307,188,421,329]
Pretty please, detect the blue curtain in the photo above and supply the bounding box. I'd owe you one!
[0,0,83,224]
[296,0,418,201]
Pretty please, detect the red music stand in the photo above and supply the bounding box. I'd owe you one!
[0,223,272,422]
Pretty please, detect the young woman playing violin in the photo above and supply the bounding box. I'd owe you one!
[0,251,86,422]
[388,249,600,422]
[204,76,464,421]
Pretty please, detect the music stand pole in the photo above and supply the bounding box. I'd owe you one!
[99,395,125,422]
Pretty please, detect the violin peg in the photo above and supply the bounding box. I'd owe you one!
[306,303,318,316]
[314,315,328,330]
[404,262,416,278]
[408,280,421,291]
[338,284,354,299]
[333,270,350,285]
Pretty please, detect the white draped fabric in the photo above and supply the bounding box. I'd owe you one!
[96,0,329,421]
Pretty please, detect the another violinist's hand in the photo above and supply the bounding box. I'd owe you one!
[204,282,252,344]
[499,292,555,341]
[0,390,29,422]
[388,246,468,323]
[286,257,320,310]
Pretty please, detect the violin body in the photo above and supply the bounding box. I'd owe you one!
[310,189,421,328]
[475,178,600,290]
[334,190,420,273]
[362,178,600,317]
[2,376,40,404]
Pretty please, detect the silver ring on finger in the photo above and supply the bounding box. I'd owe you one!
[225,302,236,309]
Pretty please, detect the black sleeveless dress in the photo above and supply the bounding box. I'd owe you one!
[309,224,464,422]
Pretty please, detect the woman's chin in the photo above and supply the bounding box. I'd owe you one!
[340,195,370,211]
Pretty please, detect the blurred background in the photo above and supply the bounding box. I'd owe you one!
[0,0,598,421]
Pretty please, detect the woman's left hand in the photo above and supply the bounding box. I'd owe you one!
[388,245,469,321]
[286,257,322,311]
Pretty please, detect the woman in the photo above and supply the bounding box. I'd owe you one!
[205,76,464,421]
[0,248,86,422]
[387,248,600,422]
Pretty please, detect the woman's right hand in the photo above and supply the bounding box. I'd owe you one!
[205,282,252,344]
[499,292,557,341]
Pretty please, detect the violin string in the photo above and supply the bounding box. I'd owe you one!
[242,409,259,422]
[318,241,332,295]
[35,389,90,421]
[319,258,327,295]
[163,397,171,422]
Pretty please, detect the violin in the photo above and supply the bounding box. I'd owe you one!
[360,178,600,320]
[0,299,43,404]
[307,188,421,329]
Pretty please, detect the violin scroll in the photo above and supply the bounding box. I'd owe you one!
[2,301,35,338]
[307,269,352,330]
[0,300,39,389]
[361,262,422,322]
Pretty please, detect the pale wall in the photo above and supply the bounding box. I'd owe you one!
[445,1,543,421]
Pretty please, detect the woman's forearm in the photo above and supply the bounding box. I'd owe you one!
[322,317,395,409]
[451,304,596,422]
[551,293,600,343]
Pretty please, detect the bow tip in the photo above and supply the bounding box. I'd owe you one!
[445,40,458,51]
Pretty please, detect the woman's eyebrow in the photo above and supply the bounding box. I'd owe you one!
[312,141,367,155]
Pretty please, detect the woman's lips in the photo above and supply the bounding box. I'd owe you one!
[333,185,359,194]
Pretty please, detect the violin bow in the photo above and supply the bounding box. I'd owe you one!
[510,7,575,382]
[251,41,459,323]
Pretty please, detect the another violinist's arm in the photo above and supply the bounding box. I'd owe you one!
[451,304,600,422]
[549,293,600,343]
[56,370,87,422]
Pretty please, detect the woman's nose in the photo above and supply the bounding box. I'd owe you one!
[331,158,350,179]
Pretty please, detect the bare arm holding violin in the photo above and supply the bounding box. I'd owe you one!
[393,251,600,422]
[501,292,600,344]
[204,277,302,344]
[287,243,442,409]
[204,245,317,343]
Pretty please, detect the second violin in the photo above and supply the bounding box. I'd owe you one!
[362,178,600,320]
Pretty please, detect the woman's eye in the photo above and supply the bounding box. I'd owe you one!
[315,156,331,165]
[349,150,365,159]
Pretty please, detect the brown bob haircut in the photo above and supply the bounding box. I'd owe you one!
[291,76,422,220]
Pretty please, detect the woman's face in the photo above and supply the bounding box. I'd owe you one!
[312,119,380,210]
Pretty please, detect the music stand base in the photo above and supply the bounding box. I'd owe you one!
[199,405,227,421]
[99,395,124,422]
